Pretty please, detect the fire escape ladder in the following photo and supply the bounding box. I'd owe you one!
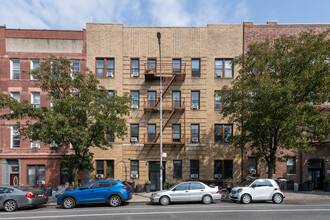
[153,74,177,108]
[152,108,176,143]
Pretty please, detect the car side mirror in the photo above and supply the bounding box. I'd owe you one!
[172,188,176,192]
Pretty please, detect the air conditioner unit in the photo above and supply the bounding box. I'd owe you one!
[214,174,222,179]
[131,137,138,143]
[191,104,198,110]
[96,174,104,179]
[191,137,199,143]
[131,174,138,179]
[107,73,114,78]
[215,72,222,78]
[131,104,139,109]
[190,174,199,179]
[37,180,45,185]
[132,72,139,77]
[31,141,40,148]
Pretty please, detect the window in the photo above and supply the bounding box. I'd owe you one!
[190,160,199,179]
[214,91,222,110]
[106,160,114,178]
[175,183,189,191]
[248,157,257,174]
[11,126,20,148]
[215,59,233,78]
[172,124,181,142]
[147,124,156,142]
[96,160,104,175]
[148,59,156,72]
[148,91,156,107]
[173,59,181,73]
[191,124,199,143]
[31,92,40,108]
[191,91,200,109]
[60,165,74,185]
[172,91,181,108]
[27,165,45,185]
[214,160,222,179]
[130,124,139,142]
[130,160,139,179]
[71,60,80,79]
[287,157,295,174]
[131,59,139,77]
[106,132,114,142]
[30,59,40,80]
[214,124,233,143]
[173,160,182,179]
[10,59,20,80]
[96,58,114,78]
[131,91,139,109]
[191,182,205,190]
[10,92,20,103]
[224,160,233,178]
[192,59,200,77]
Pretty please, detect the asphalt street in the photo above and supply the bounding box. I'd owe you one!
[0,200,329,220]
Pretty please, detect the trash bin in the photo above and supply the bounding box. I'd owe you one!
[128,181,135,193]
[277,179,287,191]
[286,180,294,191]
[136,184,143,193]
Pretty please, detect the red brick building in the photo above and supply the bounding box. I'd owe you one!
[242,21,330,189]
[0,26,86,187]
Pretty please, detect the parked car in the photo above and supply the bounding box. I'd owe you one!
[0,186,48,212]
[229,179,285,204]
[150,181,221,205]
[57,180,132,209]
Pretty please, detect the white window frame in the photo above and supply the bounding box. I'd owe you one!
[31,92,40,108]
[11,126,20,148]
[71,60,80,79]
[30,59,40,80]
[10,92,20,102]
[10,59,20,80]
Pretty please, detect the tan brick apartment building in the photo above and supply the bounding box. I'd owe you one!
[86,23,243,190]
[0,26,86,187]
[242,21,330,190]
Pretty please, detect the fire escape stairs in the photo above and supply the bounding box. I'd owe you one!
[152,74,177,108]
[152,108,176,143]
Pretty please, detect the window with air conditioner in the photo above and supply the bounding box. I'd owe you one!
[131,59,139,77]
[96,58,114,78]
[27,165,45,185]
[130,160,139,179]
[214,160,222,179]
[10,59,20,80]
[31,92,40,108]
[130,124,139,143]
[190,160,199,179]
[215,59,233,78]
[191,91,200,110]
[191,124,199,143]
[131,91,139,109]
[214,91,222,110]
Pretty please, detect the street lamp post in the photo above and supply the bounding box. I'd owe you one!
[157,32,163,191]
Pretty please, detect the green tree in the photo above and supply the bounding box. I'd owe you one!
[218,32,330,178]
[0,57,131,188]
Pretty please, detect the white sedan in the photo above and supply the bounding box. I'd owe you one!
[150,181,221,205]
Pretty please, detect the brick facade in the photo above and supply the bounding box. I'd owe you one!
[242,22,330,188]
[0,26,86,187]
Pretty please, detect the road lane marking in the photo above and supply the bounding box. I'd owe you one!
[1,209,330,219]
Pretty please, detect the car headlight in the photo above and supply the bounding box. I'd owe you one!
[237,188,243,193]
[151,193,159,197]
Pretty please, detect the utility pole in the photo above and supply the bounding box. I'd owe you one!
[157,32,163,191]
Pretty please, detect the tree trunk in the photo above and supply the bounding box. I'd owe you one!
[267,158,275,179]
[73,168,79,189]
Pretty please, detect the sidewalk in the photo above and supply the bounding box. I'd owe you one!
[47,190,330,205]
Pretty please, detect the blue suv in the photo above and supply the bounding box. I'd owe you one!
[57,180,132,208]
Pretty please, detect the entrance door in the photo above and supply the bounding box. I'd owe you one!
[149,161,166,191]
[308,159,324,190]
[10,174,19,186]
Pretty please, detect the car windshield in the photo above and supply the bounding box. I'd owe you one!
[239,180,254,187]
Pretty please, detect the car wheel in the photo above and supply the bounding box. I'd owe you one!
[272,193,283,204]
[241,194,251,204]
[160,196,170,206]
[4,200,17,212]
[109,195,122,207]
[62,197,76,209]
[202,195,212,204]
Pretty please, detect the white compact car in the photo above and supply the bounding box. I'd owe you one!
[150,182,221,205]
[229,179,284,204]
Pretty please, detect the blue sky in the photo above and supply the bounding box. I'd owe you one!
[0,0,329,30]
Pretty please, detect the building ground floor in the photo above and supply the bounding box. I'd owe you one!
[242,143,330,190]
[0,156,87,188]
